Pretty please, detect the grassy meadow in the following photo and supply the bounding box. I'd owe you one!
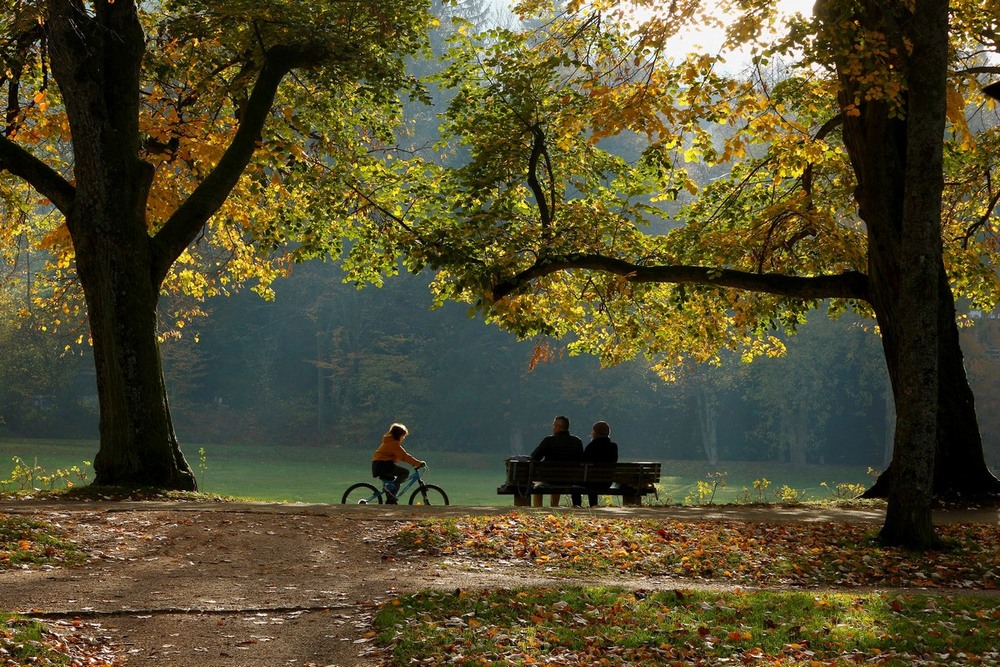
[376,587,1000,665]
[0,438,877,505]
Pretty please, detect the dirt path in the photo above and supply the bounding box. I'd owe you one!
[1,501,997,666]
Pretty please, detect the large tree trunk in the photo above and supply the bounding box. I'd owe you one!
[47,0,196,490]
[822,2,999,541]
[824,0,943,547]
[879,0,947,548]
[76,232,196,490]
[863,270,1000,500]
[934,281,1000,496]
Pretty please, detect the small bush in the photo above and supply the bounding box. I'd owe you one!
[1,456,90,493]
[821,480,866,499]
[684,471,728,505]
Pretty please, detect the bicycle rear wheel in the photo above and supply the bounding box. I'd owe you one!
[342,482,381,504]
[409,484,449,506]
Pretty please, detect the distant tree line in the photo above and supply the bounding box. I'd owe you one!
[6,260,1000,472]
[15,260,998,470]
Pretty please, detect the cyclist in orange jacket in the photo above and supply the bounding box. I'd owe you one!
[371,423,425,504]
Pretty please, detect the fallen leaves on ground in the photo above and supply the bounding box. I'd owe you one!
[0,513,85,568]
[375,587,1000,666]
[398,513,999,589]
[2,616,123,666]
[385,513,1000,665]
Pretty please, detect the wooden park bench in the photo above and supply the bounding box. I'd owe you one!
[497,458,661,507]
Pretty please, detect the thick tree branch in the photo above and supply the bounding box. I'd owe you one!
[150,45,322,285]
[526,123,553,229]
[3,21,46,135]
[0,134,75,214]
[491,253,870,302]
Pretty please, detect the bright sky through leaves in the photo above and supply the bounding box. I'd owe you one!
[623,0,816,66]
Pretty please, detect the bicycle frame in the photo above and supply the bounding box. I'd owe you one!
[383,466,426,498]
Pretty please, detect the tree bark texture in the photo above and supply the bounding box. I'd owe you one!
[828,1,1000,505]
[829,0,949,547]
[863,270,1000,500]
[879,0,947,548]
[46,0,196,489]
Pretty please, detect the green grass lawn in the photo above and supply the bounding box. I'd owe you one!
[0,438,876,505]
[376,587,1000,666]
[375,513,1000,665]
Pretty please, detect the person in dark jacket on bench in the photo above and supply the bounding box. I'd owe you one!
[573,420,619,508]
[530,415,584,507]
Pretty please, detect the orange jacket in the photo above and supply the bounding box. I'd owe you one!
[372,433,421,467]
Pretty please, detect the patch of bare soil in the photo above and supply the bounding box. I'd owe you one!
[2,502,567,667]
[1,501,997,666]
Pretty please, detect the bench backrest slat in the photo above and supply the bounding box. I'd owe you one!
[505,460,661,487]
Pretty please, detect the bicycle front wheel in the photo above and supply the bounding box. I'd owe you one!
[342,482,381,505]
[409,484,449,506]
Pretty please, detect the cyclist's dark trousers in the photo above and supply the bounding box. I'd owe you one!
[372,461,409,489]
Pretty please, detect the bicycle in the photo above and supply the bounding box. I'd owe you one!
[341,465,449,505]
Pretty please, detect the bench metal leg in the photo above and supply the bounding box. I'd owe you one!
[622,494,641,507]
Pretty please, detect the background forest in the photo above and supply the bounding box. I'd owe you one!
[4,258,1000,472]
